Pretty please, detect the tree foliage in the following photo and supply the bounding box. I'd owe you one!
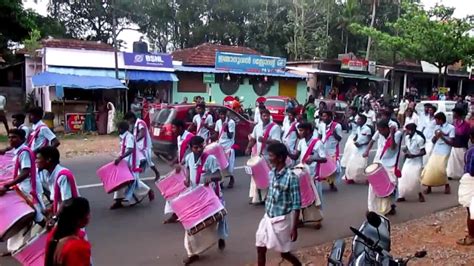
[350,1,474,86]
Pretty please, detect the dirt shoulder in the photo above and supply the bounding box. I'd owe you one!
[267,207,473,266]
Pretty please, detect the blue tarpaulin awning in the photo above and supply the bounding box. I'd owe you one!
[32,72,127,89]
[126,70,178,82]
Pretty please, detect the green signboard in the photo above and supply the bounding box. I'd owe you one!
[203,73,215,84]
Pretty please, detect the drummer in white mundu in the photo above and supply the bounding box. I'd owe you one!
[363,119,403,216]
[289,122,326,229]
[176,136,228,265]
[344,114,372,184]
[0,129,46,256]
[282,109,299,165]
[190,103,214,143]
[213,108,236,188]
[246,108,281,205]
[316,110,342,192]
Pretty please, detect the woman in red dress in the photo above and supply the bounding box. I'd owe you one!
[45,197,91,266]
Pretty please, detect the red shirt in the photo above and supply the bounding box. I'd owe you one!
[46,228,91,266]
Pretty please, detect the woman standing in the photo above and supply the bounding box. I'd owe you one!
[107,101,116,134]
[398,123,426,202]
[45,197,91,266]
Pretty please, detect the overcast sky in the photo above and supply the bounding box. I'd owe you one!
[24,0,474,52]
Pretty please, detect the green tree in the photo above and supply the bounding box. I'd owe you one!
[24,29,42,76]
[337,0,363,54]
[0,0,36,55]
[351,1,474,87]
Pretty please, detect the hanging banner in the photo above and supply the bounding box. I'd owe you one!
[123,52,173,69]
[215,52,286,73]
[65,113,86,132]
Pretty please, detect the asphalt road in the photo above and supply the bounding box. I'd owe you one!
[1,134,460,266]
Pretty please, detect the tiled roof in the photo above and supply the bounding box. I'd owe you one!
[172,43,261,66]
[41,38,114,51]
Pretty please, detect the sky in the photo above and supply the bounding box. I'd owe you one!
[23,0,474,52]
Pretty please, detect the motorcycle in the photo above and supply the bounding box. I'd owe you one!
[327,212,426,266]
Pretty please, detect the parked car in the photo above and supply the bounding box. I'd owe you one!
[314,99,350,129]
[264,96,303,123]
[150,104,255,161]
[415,100,456,124]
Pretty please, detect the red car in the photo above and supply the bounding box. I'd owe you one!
[150,103,255,160]
[264,96,302,123]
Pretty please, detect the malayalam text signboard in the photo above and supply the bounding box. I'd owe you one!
[65,113,86,132]
[341,58,368,72]
[215,52,286,73]
[123,52,173,69]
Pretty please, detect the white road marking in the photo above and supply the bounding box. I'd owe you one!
[78,149,378,190]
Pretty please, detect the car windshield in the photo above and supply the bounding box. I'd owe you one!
[265,99,286,107]
[154,108,176,124]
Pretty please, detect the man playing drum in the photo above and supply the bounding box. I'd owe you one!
[110,122,154,210]
[256,142,302,266]
[340,106,358,169]
[191,103,214,143]
[163,119,195,224]
[124,112,161,181]
[0,129,46,256]
[36,146,80,215]
[246,108,281,205]
[316,110,342,192]
[345,114,372,184]
[214,108,236,188]
[289,122,326,230]
[397,123,426,203]
[177,136,228,265]
[363,120,402,216]
[422,112,454,194]
[282,109,299,165]
[27,107,60,152]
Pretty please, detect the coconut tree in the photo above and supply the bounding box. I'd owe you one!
[337,0,363,53]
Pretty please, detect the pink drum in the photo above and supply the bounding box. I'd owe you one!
[155,170,187,200]
[318,155,337,180]
[204,143,229,169]
[0,191,35,241]
[293,165,317,208]
[245,157,270,189]
[96,160,135,194]
[170,185,225,235]
[12,232,47,266]
[0,153,14,185]
[365,163,395,197]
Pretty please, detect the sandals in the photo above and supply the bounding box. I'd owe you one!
[456,236,474,246]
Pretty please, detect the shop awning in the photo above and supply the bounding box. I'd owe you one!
[32,72,127,89]
[126,70,179,82]
[48,66,126,79]
[286,66,388,82]
[174,66,306,79]
[337,72,388,82]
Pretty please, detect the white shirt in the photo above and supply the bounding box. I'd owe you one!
[254,107,261,124]
[13,144,33,193]
[215,118,236,150]
[184,153,221,197]
[19,124,30,141]
[282,121,298,152]
[432,123,455,156]
[134,118,152,152]
[373,131,403,168]
[31,121,56,151]
[317,121,342,157]
[297,137,326,177]
[355,124,372,155]
[404,113,419,128]
[41,164,79,202]
[0,95,6,110]
[422,116,436,140]
[398,99,408,114]
[363,110,376,126]
[177,130,193,163]
[405,133,425,165]
[348,115,358,136]
[120,131,138,168]
[251,122,281,155]
[193,112,213,141]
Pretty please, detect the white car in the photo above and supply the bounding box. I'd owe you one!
[415,100,456,124]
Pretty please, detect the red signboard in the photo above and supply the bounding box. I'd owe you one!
[341,58,368,71]
[65,113,86,132]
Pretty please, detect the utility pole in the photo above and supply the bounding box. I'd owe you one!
[112,0,119,79]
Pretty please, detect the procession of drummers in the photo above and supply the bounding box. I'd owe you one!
[1,100,474,266]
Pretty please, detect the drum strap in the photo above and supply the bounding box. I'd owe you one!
[121,132,142,173]
[179,132,194,163]
[195,152,209,185]
[13,147,39,204]
[379,134,394,160]
[196,112,209,135]
[284,121,297,139]
[27,125,48,149]
[260,122,276,156]
[53,169,79,214]
[218,119,228,140]
[324,122,340,160]
[302,138,320,164]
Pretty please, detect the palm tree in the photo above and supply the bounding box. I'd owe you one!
[337,0,362,53]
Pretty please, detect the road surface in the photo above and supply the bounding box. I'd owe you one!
[1,134,460,265]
